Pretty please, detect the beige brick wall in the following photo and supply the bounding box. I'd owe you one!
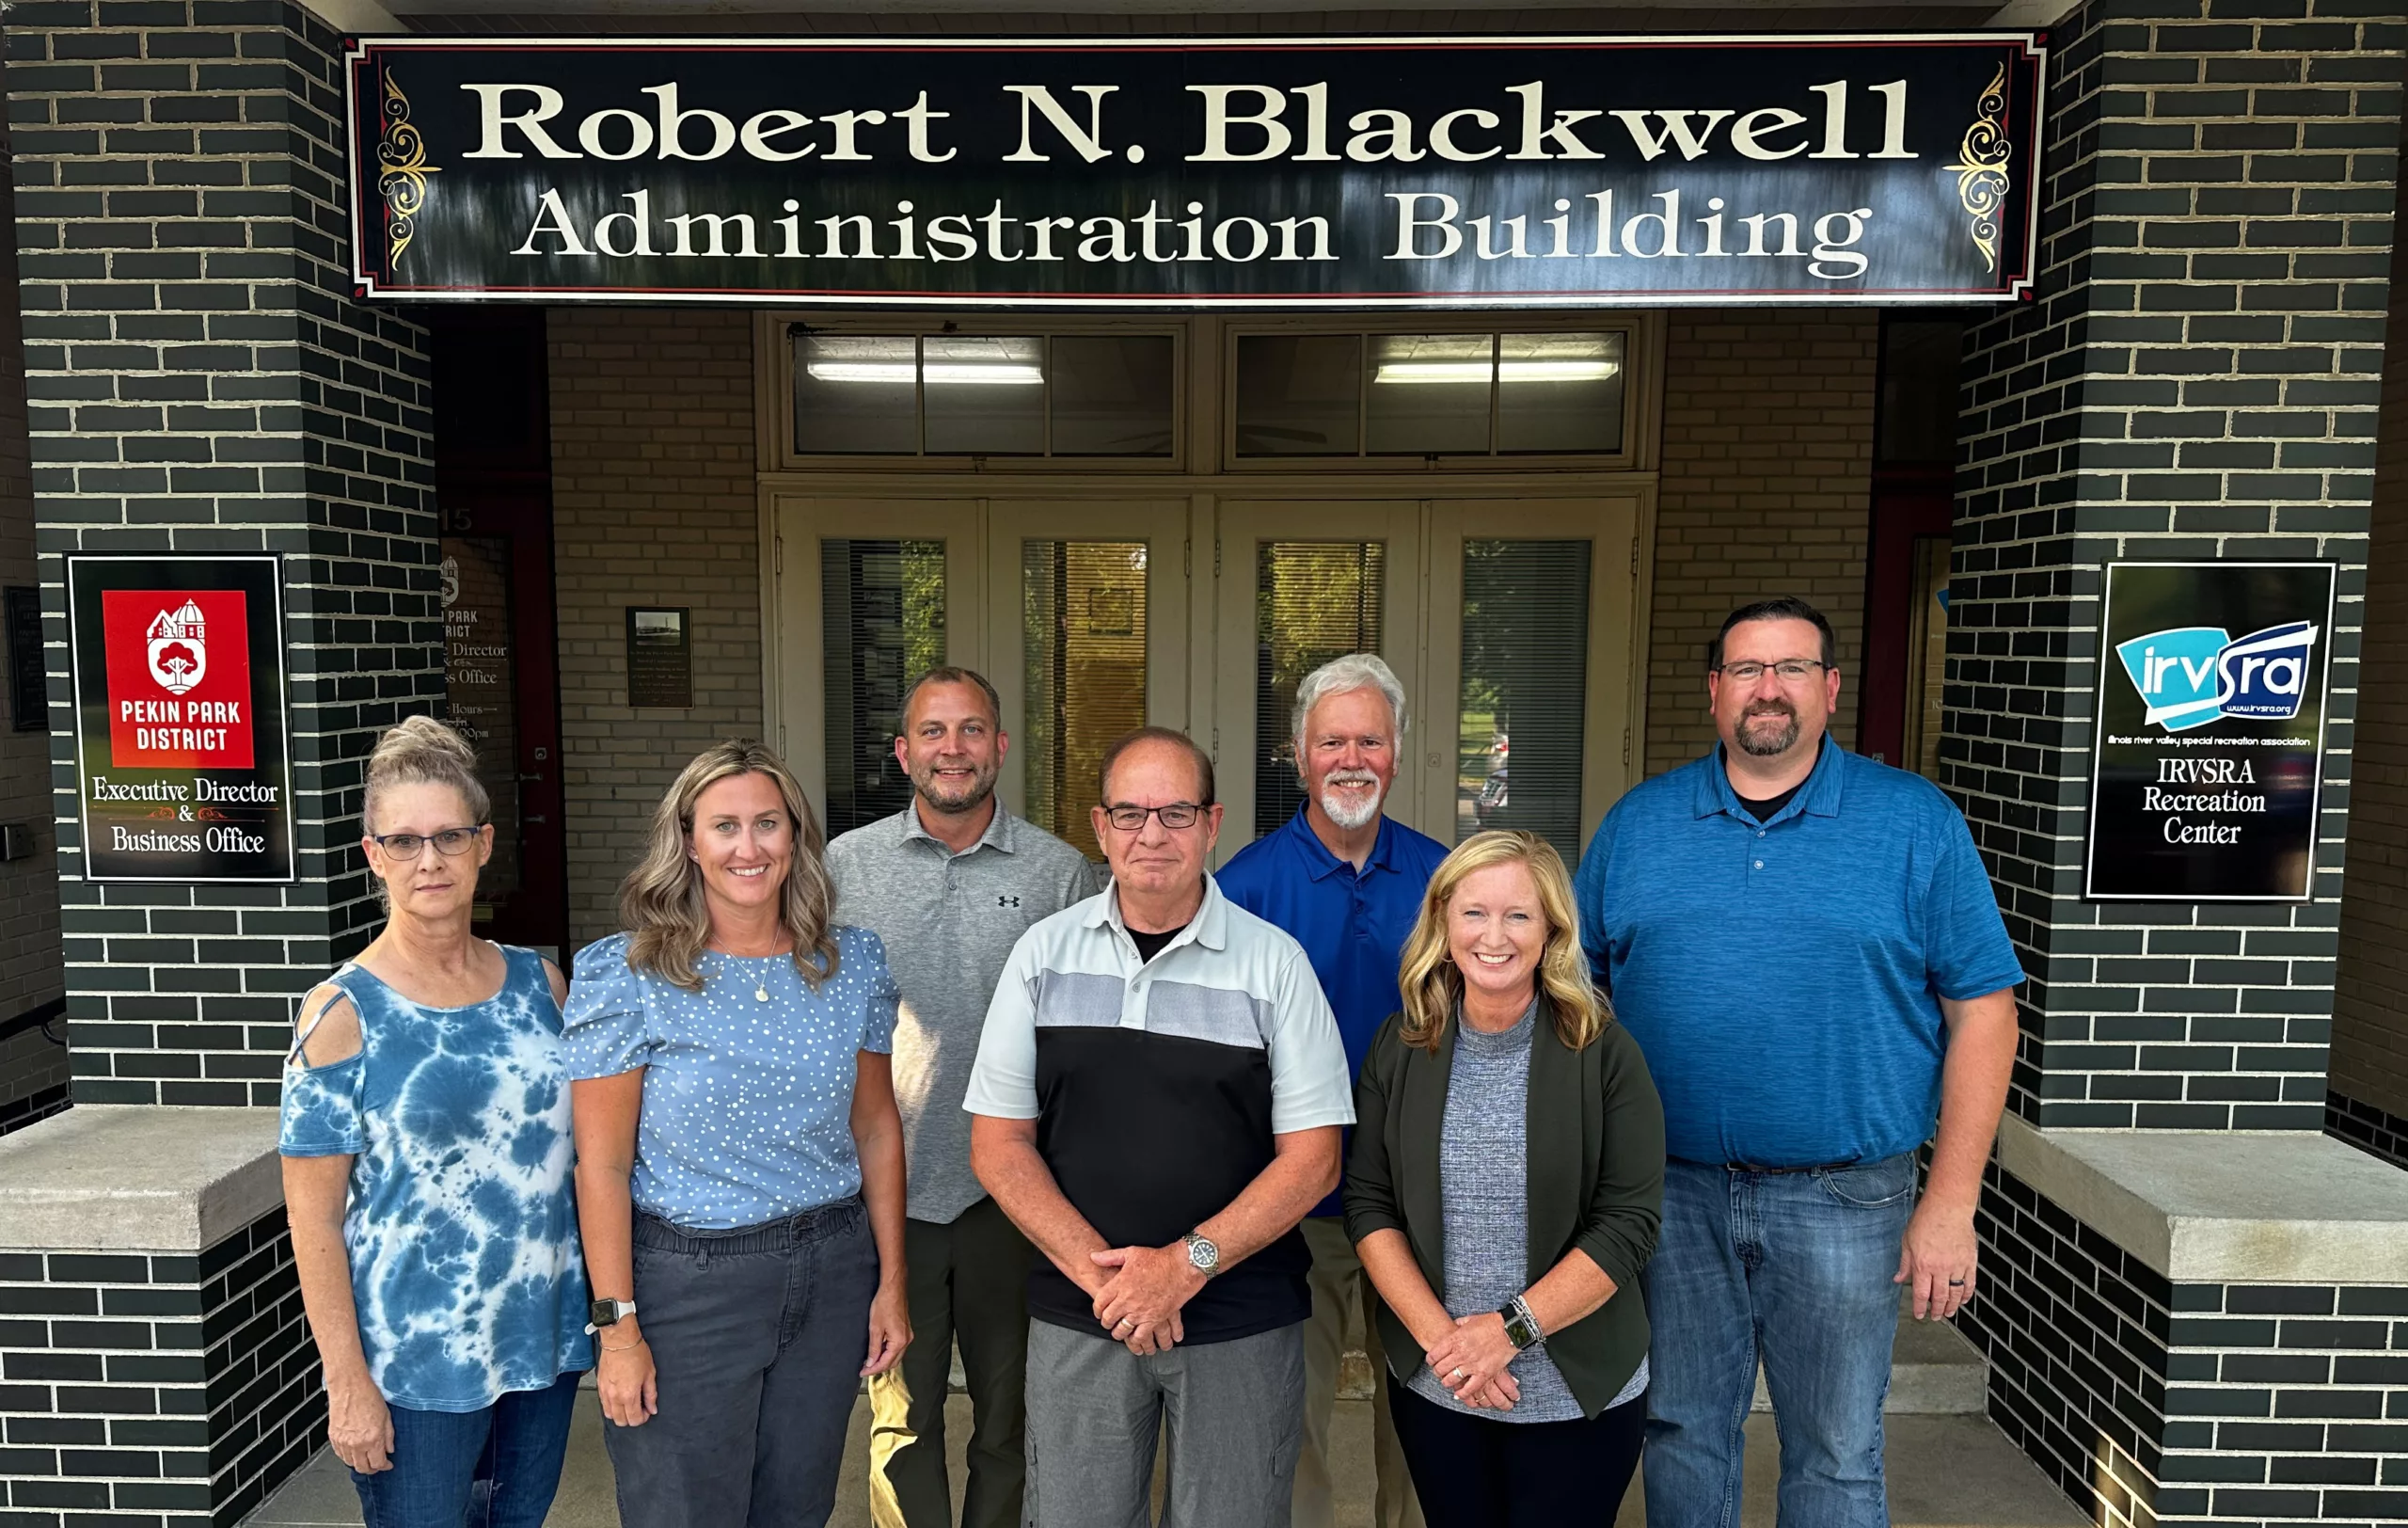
[2331,216,2408,1125]
[1643,311,1877,775]
[550,308,764,951]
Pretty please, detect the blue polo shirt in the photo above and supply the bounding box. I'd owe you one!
[1219,806,1450,1217]
[1573,741,2022,1168]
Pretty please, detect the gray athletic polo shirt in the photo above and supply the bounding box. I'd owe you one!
[828,801,1100,1223]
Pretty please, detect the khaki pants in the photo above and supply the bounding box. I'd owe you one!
[1296,1218,1424,1528]
[867,1197,1034,1528]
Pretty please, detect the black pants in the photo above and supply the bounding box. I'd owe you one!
[1388,1377,1645,1528]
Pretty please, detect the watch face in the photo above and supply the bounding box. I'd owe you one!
[588,1299,618,1328]
[1187,1235,1219,1271]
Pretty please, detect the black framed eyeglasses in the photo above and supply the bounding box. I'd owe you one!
[1101,802,1207,833]
[369,826,484,858]
[1714,660,1829,684]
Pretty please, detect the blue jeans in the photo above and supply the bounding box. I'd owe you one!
[350,1371,582,1528]
[1640,1154,1918,1528]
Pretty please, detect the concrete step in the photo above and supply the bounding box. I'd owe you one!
[1751,1304,1989,1415]
[248,1393,2085,1528]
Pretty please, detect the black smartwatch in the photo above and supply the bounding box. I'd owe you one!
[1497,1295,1541,1350]
[587,1297,638,1335]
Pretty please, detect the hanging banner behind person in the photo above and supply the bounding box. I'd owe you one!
[68,554,295,883]
[2086,562,2336,902]
[346,34,2044,308]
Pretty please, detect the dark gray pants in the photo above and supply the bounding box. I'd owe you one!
[868,1196,1033,1528]
[1024,1318,1305,1528]
[607,1199,879,1528]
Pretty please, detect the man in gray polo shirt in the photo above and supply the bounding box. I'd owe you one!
[828,665,1099,1528]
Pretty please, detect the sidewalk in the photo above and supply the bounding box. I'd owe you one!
[247,1391,2088,1528]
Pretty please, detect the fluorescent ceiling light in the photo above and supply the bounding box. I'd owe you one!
[1372,360,1622,385]
[807,362,1044,386]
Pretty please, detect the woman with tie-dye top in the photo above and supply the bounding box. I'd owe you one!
[278,717,593,1528]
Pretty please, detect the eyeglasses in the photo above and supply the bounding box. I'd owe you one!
[1101,802,1208,833]
[1715,660,1829,684]
[370,826,483,858]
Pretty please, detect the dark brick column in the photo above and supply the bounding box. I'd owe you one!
[1945,7,2408,1527]
[9,0,439,1107]
[1952,0,2400,1134]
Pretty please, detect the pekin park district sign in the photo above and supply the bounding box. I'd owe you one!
[345,35,2045,308]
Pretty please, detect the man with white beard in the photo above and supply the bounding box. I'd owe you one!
[1217,653,1446,1528]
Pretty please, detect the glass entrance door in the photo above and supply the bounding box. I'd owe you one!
[1417,500,1641,866]
[778,499,982,836]
[776,496,1186,857]
[988,502,1189,860]
[1212,501,1425,850]
[778,493,1638,869]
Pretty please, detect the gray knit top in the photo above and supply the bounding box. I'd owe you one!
[1404,1002,1649,1423]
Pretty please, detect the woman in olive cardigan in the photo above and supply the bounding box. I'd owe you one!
[1344,830,1665,1527]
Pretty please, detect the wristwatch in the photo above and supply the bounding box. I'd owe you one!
[1497,1295,1541,1350]
[1182,1232,1221,1279]
[586,1297,638,1335]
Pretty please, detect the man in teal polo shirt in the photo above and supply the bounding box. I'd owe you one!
[1219,653,1444,1528]
[1574,597,2022,1528]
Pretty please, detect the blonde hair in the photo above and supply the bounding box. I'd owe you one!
[364,715,489,836]
[620,740,839,994]
[1397,831,1608,1054]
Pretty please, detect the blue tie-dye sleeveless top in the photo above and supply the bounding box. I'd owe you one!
[278,944,594,1413]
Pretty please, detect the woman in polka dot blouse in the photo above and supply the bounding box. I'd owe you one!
[563,740,911,1528]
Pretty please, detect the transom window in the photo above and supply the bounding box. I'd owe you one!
[790,329,1176,458]
[1232,330,1629,458]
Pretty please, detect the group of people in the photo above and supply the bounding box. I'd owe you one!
[280,594,2023,1528]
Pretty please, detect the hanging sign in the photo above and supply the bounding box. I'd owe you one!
[66,555,295,883]
[346,34,2044,308]
[2085,562,2336,902]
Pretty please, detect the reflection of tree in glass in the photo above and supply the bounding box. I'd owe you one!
[1253,543,1386,836]
[1458,540,1591,860]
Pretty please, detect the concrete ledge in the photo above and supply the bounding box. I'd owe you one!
[1997,1114,2408,1285]
[0,1105,283,1252]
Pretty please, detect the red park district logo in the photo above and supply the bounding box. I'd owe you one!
[102,589,255,769]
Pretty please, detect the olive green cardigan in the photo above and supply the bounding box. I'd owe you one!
[1341,1000,1666,1418]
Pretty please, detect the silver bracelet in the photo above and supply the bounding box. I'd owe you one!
[1510,1294,1542,1341]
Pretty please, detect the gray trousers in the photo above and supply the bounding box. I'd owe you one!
[606,1199,879,1528]
[1024,1318,1305,1528]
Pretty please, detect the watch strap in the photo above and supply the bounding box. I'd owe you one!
[585,1297,637,1335]
[1498,1294,1541,1349]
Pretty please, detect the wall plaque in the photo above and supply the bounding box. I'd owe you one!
[2085,561,2336,902]
[346,33,2045,308]
[66,554,295,883]
[626,607,693,708]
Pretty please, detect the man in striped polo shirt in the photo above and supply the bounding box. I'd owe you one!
[966,726,1354,1528]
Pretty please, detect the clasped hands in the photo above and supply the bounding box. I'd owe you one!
[1423,1311,1522,1411]
[1087,1242,1207,1356]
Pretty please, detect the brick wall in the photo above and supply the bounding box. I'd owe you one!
[0,51,67,1122]
[2329,113,2408,1153]
[548,307,763,952]
[1962,1159,2408,1528]
[1951,0,2400,1132]
[0,1211,316,1527]
[9,0,439,1105]
[1645,311,1876,775]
